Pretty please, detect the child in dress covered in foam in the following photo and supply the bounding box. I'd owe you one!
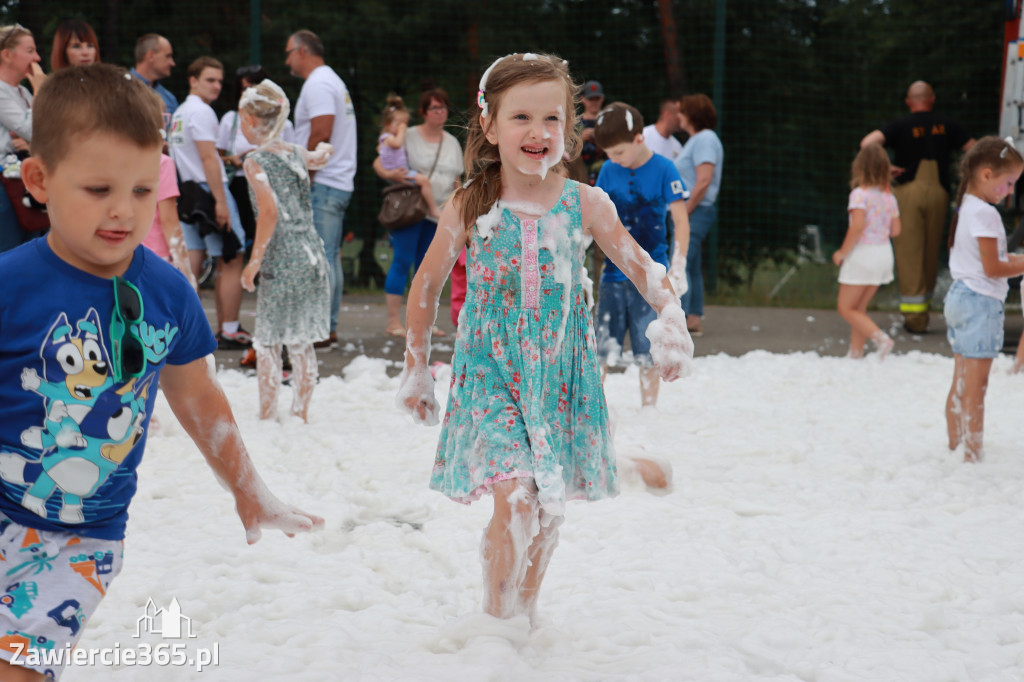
[832,143,901,359]
[0,64,322,680]
[376,94,440,219]
[943,136,1024,463]
[397,53,693,621]
[238,80,332,423]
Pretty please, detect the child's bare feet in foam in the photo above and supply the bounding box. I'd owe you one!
[633,457,671,489]
[619,456,672,491]
[871,330,894,360]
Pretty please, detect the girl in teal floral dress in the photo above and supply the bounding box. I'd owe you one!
[397,54,693,620]
[238,80,334,423]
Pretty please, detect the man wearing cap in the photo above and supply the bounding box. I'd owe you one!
[580,80,608,185]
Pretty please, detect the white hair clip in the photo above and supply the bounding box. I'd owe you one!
[1002,135,1016,158]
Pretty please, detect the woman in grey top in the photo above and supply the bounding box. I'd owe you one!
[373,87,464,336]
[0,24,45,251]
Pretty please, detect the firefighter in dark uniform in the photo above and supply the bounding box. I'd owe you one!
[861,81,975,333]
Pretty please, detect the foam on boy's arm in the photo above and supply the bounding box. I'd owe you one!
[161,357,324,541]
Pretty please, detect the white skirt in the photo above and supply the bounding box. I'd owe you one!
[838,242,894,286]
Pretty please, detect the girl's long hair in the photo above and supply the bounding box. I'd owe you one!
[453,53,582,232]
[948,136,1023,248]
[850,143,890,190]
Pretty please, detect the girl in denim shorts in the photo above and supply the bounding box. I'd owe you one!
[944,136,1024,462]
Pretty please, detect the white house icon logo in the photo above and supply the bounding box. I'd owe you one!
[134,597,197,639]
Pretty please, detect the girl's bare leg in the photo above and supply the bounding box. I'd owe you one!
[1014,329,1024,373]
[286,343,318,423]
[481,479,540,619]
[385,293,405,334]
[960,357,993,463]
[639,367,660,407]
[255,343,282,420]
[188,249,206,282]
[838,284,882,358]
[945,355,965,451]
[516,510,564,620]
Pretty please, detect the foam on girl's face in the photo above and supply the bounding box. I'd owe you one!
[500,82,567,181]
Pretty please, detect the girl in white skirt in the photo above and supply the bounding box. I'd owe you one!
[833,143,902,358]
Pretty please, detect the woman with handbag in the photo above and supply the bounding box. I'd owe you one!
[373,86,464,337]
[0,24,46,252]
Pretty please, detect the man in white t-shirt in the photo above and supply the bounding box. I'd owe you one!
[643,98,684,162]
[168,56,250,349]
[287,29,357,349]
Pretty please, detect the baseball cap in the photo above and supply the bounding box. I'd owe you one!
[582,80,604,99]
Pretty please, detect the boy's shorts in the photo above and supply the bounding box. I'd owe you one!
[596,279,656,367]
[944,280,1005,359]
[0,513,124,679]
[181,182,246,258]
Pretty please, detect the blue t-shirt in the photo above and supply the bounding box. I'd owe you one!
[0,240,216,539]
[675,129,724,207]
[596,152,686,282]
[131,68,178,119]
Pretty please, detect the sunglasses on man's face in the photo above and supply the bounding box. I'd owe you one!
[110,276,146,383]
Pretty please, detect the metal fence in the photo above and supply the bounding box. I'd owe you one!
[9,0,1009,305]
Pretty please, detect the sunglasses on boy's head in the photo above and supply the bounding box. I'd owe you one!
[110,276,146,383]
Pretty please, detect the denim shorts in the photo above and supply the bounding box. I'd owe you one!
[595,279,656,366]
[944,280,1004,359]
[181,182,245,257]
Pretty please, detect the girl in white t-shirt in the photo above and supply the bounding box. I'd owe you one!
[943,136,1024,462]
[833,143,901,359]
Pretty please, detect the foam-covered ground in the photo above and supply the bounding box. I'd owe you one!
[74,351,1024,681]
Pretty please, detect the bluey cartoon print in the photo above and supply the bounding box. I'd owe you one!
[0,309,153,524]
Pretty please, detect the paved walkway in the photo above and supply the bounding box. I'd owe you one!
[206,291,1024,377]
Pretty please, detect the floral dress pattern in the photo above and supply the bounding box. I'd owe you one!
[430,179,617,515]
[247,145,330,346]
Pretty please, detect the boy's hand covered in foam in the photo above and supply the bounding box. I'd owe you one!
[396,365,441,425]
[645,304,694,381]
[237,484,325,545]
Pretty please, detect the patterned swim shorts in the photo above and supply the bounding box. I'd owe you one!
[0,514,123,679]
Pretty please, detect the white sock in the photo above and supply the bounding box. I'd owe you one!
[222,321,240,335]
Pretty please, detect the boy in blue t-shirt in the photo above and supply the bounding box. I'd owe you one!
[0,65,322,679]
[594,102,690,407]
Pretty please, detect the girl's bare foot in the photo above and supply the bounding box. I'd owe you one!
[630,457,672,490]
[870,330,894,360]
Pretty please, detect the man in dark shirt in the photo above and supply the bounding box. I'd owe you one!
[861,81,974,333]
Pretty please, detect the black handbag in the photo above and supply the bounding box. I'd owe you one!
[377,133,444,232]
